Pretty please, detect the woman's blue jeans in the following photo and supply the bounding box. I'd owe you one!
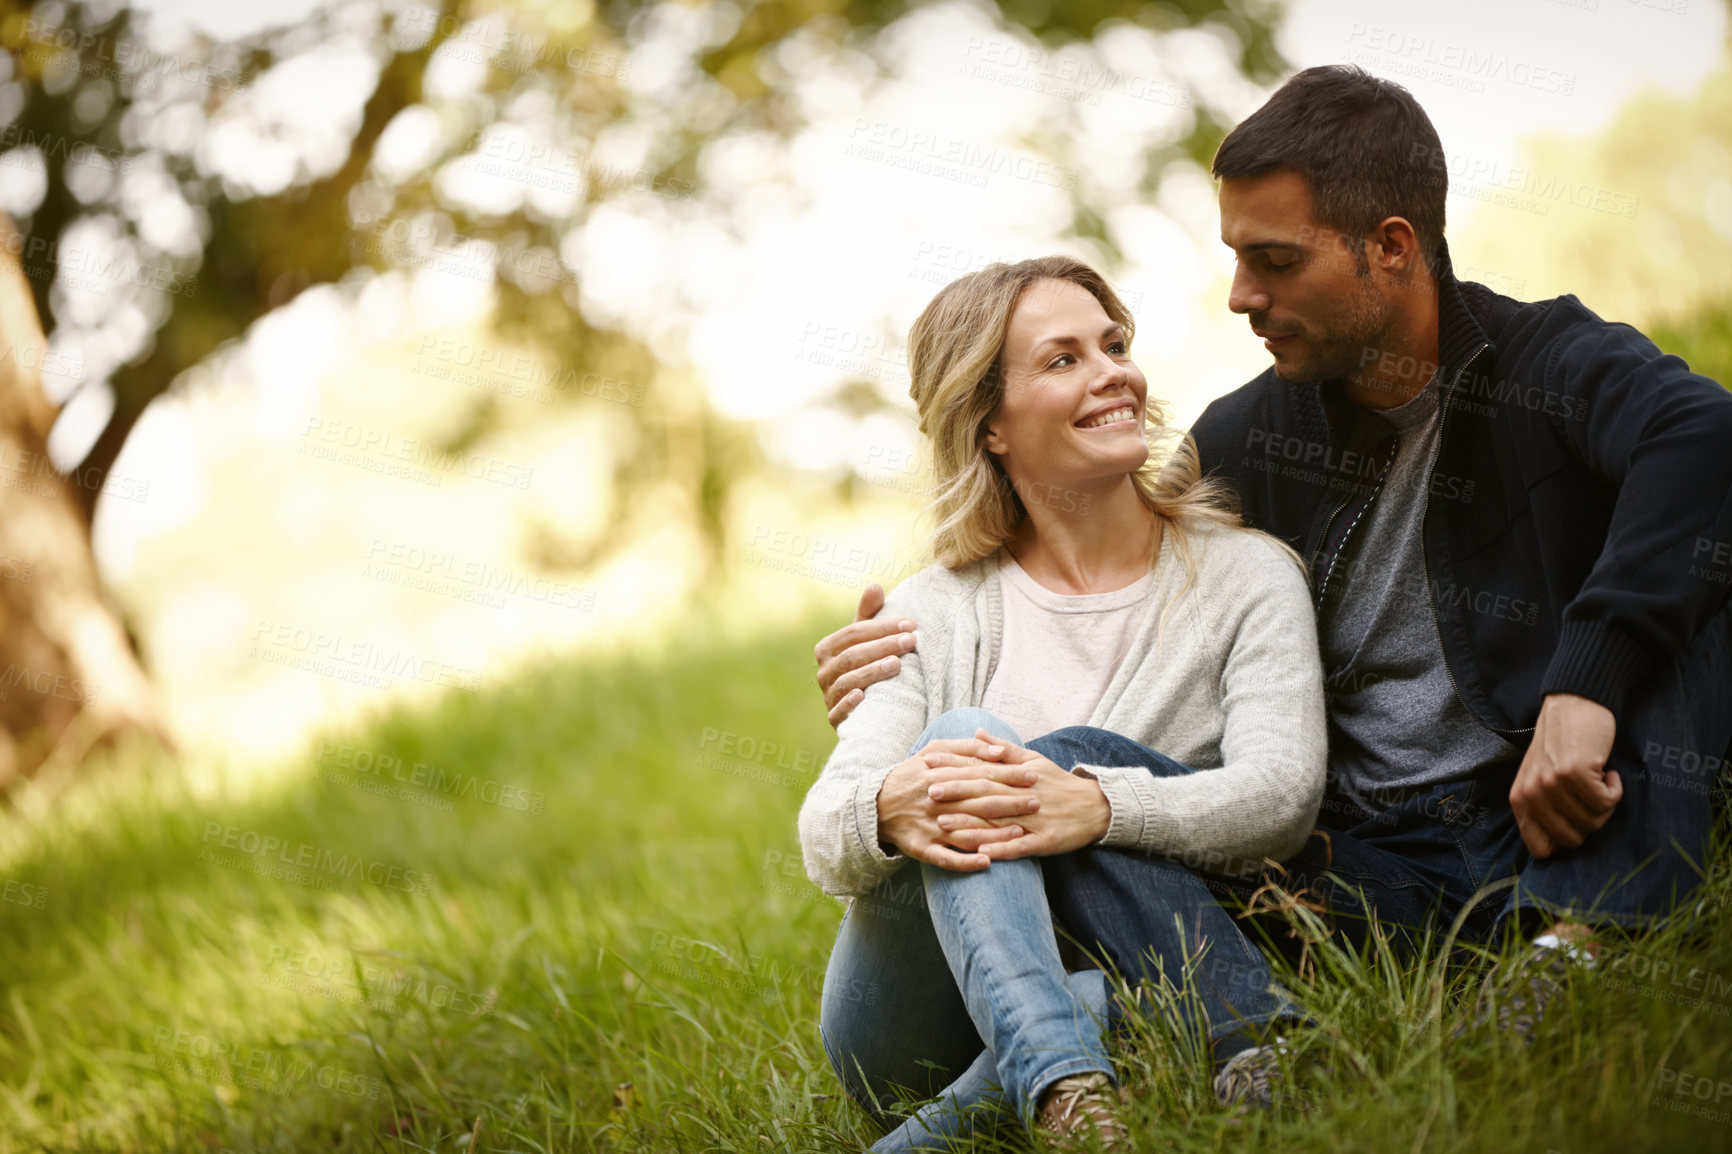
[818,708,1112,1152]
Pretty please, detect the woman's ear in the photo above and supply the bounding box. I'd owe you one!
[979,362,1009,457]
[981,418,1008,458]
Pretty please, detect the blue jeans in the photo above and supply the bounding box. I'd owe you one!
[1038,726,1526,1018]
[1023,729,1308,1054]
[1039,604,1732,1024]
[1515,602,1732,928]
[819,709,1113,1152]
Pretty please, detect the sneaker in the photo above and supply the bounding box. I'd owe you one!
[1456,947,1573,1044]
[1038,1072,1126,1149]
[1213,1040,1288,1110]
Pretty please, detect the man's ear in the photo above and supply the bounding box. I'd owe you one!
[1370,215,1422,277]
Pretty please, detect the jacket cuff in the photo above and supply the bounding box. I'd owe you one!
[1074,764,1147,848]
[850,765,901,867]
[1540,618,1654,717]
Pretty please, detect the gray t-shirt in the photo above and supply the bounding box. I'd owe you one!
[1318,377,1518,811]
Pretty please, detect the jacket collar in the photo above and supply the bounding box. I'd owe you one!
[1431,240,1495,383]
[1303,239,1495,437]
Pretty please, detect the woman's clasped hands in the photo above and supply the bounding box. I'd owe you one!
[875,728,1112,871]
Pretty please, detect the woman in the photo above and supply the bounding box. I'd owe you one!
[797,256,1326,1150]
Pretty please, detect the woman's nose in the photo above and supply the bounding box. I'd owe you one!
[1091,354,1131,390]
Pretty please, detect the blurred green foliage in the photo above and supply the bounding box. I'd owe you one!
[0,0,1282,576]
[1652,299,1732,391]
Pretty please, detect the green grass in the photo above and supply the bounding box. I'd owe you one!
[1,618,1730,1152]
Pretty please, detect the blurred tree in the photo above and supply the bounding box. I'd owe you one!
[0,213,160,788]
[0,0,1282,778]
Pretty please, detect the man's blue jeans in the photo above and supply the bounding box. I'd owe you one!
[819,709,1115,1152]
[1036,726,1529,1006]
[1039,604,1732,1028]
[1515,602,1732,928]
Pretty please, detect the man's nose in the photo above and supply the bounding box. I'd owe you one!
[1227,264,1270,315]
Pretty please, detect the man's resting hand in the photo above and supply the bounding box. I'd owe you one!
[1510,692,1621,859]
[815,583,918,728]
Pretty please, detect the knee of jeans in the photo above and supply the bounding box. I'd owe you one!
[913,707,1021,751]
[1032,726,1101,766]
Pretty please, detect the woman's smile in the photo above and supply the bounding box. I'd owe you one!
[1075,404,1139,431]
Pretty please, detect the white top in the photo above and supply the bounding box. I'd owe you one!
[797,520,1329,898]
[981,552,1154,740]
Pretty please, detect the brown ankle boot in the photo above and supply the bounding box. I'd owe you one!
[1037,1072,1126,1149]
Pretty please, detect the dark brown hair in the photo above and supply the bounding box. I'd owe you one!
[1213,65,1448,271]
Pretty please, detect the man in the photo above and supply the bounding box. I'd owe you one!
[813,65,1732,1097]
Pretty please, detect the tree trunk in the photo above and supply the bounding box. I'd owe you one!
[0,213,163,788]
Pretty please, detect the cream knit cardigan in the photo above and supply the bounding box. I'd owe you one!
[797,521,1328,897]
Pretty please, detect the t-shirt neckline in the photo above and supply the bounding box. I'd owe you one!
[997,550,1154,612]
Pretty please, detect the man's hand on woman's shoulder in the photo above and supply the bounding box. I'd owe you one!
[815,583,919,728]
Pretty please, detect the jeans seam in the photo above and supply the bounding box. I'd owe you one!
[818,1020,876,1119]
[945,869,1039,1109]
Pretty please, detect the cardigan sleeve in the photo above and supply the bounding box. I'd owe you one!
[1081,531,1328,874]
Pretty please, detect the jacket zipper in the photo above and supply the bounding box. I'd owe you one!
[1308,492,1353,600]
[1421,343,1533,739]
[1314,433,1399,609]
[1306,405,1359,601]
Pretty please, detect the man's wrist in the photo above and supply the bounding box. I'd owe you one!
[1541,691,1616,727]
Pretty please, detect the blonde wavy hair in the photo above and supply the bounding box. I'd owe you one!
[907,255,1273,587]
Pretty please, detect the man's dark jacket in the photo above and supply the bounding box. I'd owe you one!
[1189,247,1732,738]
